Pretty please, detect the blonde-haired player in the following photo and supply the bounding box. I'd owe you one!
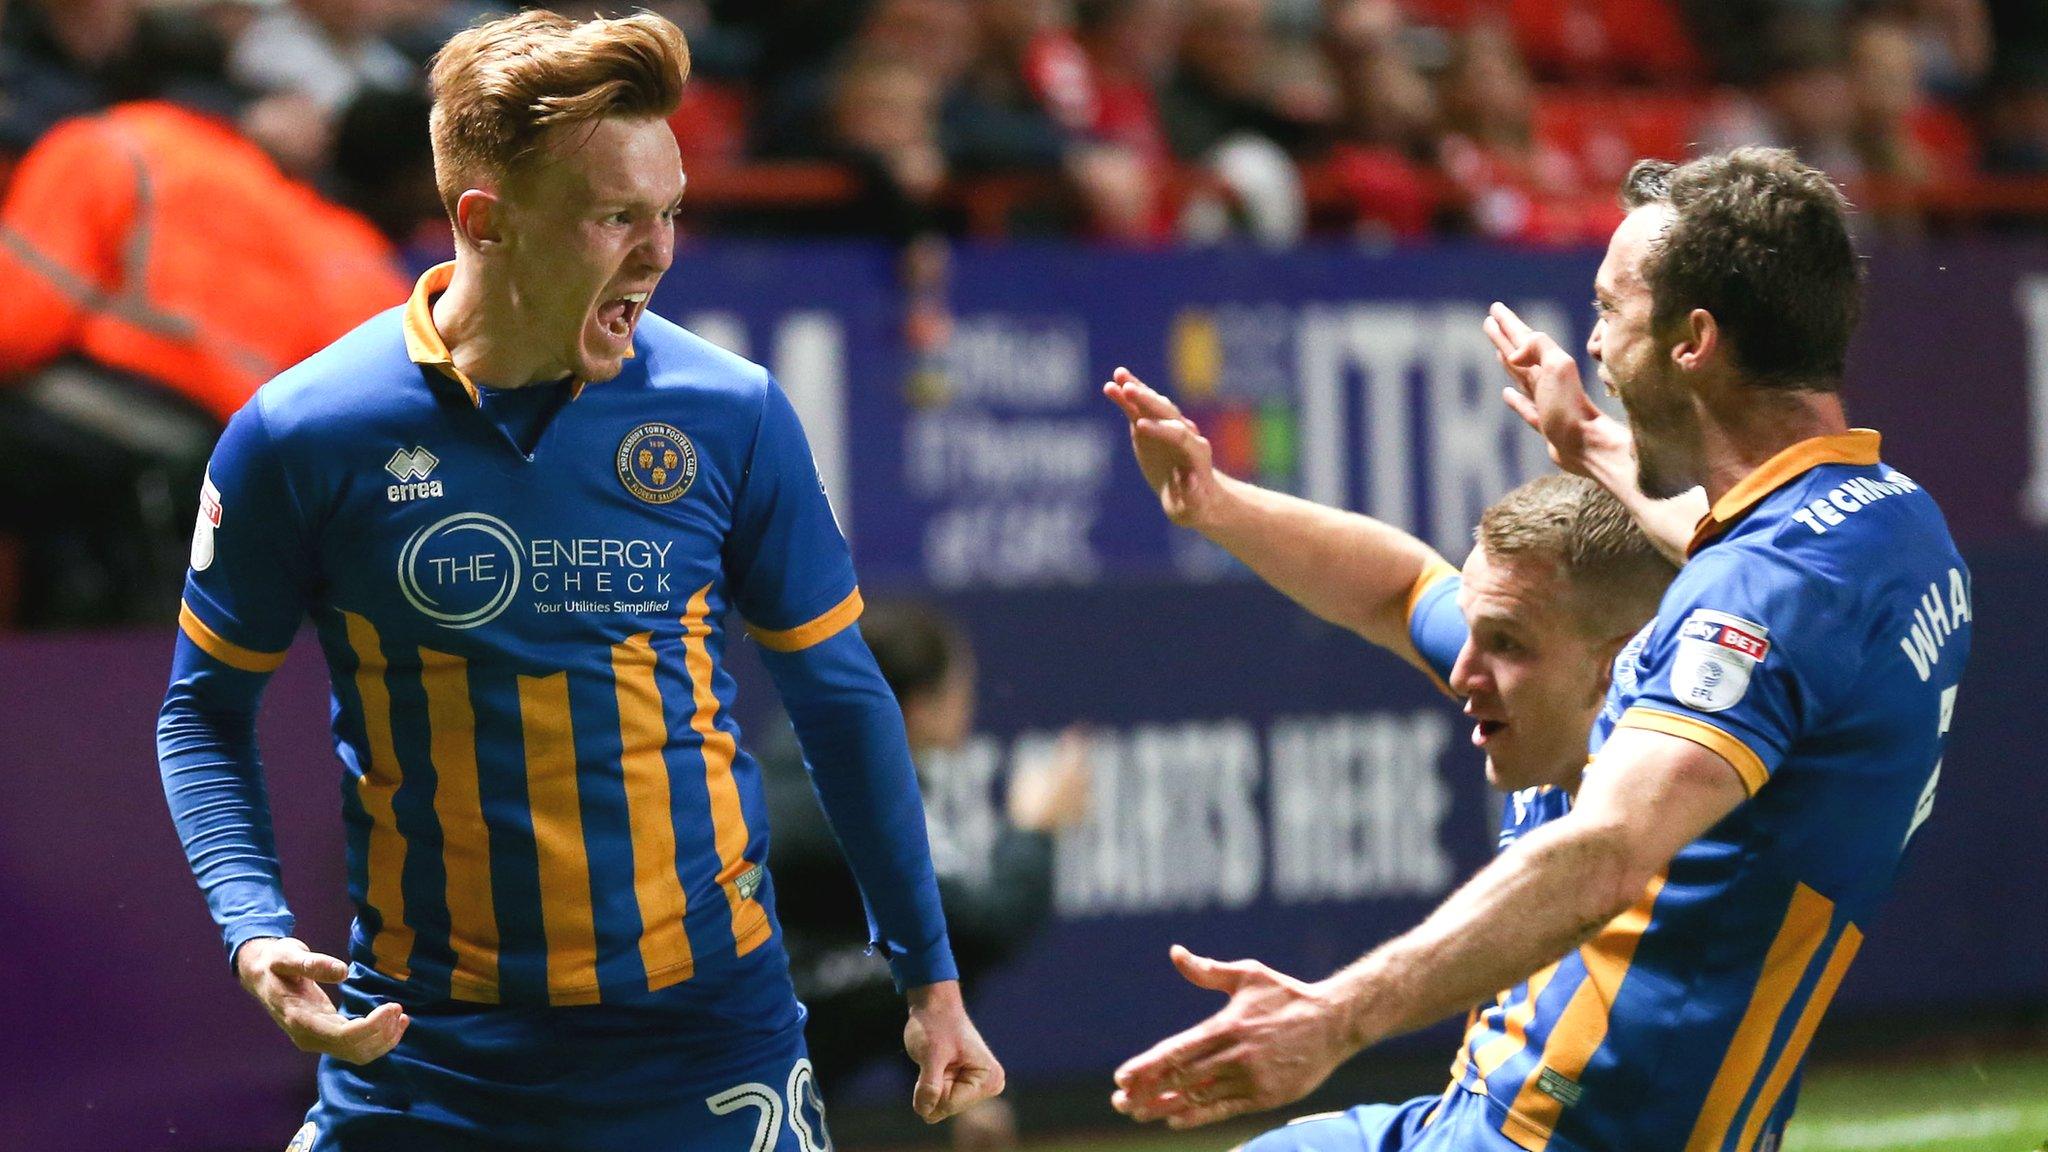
[158,12,1000,1150]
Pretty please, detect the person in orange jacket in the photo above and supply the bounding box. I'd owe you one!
[0,99,407,625]
[0,98,408,422]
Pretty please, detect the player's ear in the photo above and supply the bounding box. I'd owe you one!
[1589,626,1632,702]
[454,189,504,251]
[1670,308,1719,373]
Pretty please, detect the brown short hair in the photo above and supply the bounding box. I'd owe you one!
[1621,147,1861,390]
[1478,475,1677,638]
[428,9,690,218]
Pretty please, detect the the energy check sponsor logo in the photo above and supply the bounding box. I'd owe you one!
[399,512,522,628]
[398,511,677,627]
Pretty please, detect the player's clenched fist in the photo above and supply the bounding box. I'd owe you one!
[1111,945,1356,1130]
[904,980,1006,1124]
[1102,368,1219,529]
[235,936,408,1065]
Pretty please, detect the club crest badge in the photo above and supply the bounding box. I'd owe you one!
[616,422,697,504]
[1671,608,1771,713]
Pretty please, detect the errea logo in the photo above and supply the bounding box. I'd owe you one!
[386,446,444,503]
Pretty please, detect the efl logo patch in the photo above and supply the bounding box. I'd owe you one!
[191,472,222,572]
[617,422,697,504]
[1672,609,1771,713]
[285,1121,317,1152]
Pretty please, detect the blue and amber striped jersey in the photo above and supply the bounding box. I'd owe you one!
[159,264,954,1014]
[1406,431,1969,1152]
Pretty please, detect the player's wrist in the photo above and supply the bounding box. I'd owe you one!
[233,935,288,985]
[906,979,964,1016]
[1188,471,1251,536]
[1320,958,1393,1056]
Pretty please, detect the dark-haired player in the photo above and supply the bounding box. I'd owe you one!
[1114,148,1972,1152]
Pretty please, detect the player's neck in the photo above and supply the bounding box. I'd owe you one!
[432,260,565,390]
[1694,387,1850,506]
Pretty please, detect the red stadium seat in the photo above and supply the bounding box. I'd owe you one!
[668,81,751,168]
[1534,87,1705,186]
[1401,0,1704,84]
[1909,104,1980,179]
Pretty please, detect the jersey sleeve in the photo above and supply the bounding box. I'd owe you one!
[1613,549,1854,796]
[759,627,958,989]
[1405,556,1465,694]
[179,400,313,669]
[158,398,316,963]
[726,377,862,652]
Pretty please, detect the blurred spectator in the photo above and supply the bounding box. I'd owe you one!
[764,601,1092,1148]
[1162,0,1310,159]
[825,52,953,237]
[0,100,407,625]
[1437,22,1613,243]
[1697,17,1863,179]
[331,84,444,246]
[229,0,414,114]
[753,0,974,161]
[933,0,1156,239]
[1319,0,1444,239]
[0,0,246,151]
[1166,0,1313,244]
[939,0,1074,173]
[387,0,514,65]
[1850,13,1980,191]
[1075,0,1183,238]
[1904,0,1992,97]
[1984,58,2048,174]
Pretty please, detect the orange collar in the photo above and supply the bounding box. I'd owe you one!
[1687,429,1882,555]
[403,261,626,405]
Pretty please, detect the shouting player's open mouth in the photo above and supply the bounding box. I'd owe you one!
[595,290,650,345]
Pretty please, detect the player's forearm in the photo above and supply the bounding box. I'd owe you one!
[1578,434,1704,566]
[1322,816,1649,1052]
[1195,473,1443,653]
[157,636,295,961]
[763,628,959,990]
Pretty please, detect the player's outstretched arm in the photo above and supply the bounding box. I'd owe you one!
[1111,726,1748,1129]
[904,980,1007,1123]
[1486,303,1704,564]
[1104,367,1446,668]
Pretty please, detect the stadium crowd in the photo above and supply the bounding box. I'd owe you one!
[1,0,2047,628]
[6,0,2048,250]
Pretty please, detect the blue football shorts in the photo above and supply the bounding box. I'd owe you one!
[1237,1087,1523,1152]
[291,968,830,1152]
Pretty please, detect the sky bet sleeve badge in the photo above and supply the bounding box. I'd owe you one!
[1671,608,1771,713]
[617,422,698,504]
[190,472,221,572]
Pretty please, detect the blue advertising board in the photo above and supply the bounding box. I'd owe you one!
[5,239,2047,1149]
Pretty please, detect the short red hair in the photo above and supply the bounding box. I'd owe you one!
[427,9,690,217]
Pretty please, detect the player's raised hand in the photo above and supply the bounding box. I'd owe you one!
[1111,945,1354,1130]
[904,979,1006,1124]
[235,936,408,1065]
[1484,301,1630,479]
[1102,368,1219,529]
